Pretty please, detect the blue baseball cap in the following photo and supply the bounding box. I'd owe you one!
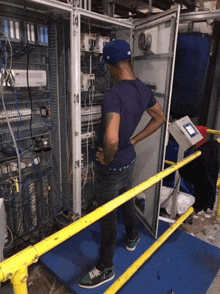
[98,39,132,65]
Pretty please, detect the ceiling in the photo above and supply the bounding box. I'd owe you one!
[91,0,198,18]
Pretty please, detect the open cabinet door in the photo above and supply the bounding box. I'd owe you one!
[132,6,180,238]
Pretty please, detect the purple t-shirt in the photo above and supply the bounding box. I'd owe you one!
[94,78,157,168]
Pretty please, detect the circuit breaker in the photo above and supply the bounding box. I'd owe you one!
[94,35,110,53]
[81,33,96,52]
[81,72,95,91]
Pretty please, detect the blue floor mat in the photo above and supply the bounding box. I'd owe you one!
[41,219,220,294]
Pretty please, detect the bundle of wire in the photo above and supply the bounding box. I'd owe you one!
[1,32,22,193]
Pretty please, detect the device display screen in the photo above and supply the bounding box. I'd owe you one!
[183,123,198,138]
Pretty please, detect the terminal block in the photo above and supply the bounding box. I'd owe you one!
[0,108,31,124]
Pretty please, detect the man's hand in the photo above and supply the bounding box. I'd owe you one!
[96,147,107,165]
[130,102,166,146]
[130,138,135,146]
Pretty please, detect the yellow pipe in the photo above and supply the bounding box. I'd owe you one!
[207,129,220,135]
[105,207,194,294]
[165,160,177,166]
[0,151,201,283]
[11,266,28,294]
[0,246,37,283]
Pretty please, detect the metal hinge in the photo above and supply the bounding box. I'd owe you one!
[74,94,79,103]
[75,160,80,168]
[73,15,78,26]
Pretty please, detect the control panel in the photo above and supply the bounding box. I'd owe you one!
[169,116,203,151]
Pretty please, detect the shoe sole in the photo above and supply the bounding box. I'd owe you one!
[78,273,115,289]
[126,236,140,251]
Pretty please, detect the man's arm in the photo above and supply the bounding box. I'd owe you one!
[96,112,120,165]
[130,102,166,146]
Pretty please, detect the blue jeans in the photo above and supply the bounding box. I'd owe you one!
[93,162,139,268]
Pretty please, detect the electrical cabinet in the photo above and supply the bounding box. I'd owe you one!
[0,0,179,256]
[0,0,72,255]
[71,6,180,238]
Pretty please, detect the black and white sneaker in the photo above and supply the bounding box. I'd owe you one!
[126,234,140,251]
[78,266,115,289]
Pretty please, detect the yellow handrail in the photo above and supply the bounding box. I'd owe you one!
[207,129,220,135]
[165,160,177,166]
[0,151,202,293]
[105,207,194,294]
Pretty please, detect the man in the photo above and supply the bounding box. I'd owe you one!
[78,39,166,289]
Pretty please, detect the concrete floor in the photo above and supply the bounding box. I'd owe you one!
[0,264,73,294]
[181,210,220,294]
[1,192,220,294]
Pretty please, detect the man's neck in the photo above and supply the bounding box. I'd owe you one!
[116,69,136,82]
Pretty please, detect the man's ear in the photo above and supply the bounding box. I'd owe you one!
[107,63,114,74]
